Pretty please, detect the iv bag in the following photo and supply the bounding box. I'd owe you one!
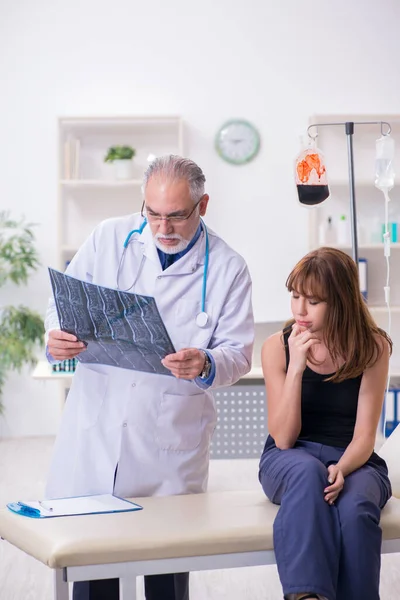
[295,143,330,206]
[375,135,395,191]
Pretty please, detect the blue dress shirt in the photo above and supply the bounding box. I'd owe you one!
[157,224,202,270]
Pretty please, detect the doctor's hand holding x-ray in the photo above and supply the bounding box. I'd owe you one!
[44,155,254,600]
[47,328,208,380]
[162,348,208,379]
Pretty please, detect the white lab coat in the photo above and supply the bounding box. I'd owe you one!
[45,213,254,500]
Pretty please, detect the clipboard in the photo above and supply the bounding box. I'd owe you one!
[7,494,142,519]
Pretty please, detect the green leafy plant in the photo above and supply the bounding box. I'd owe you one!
[0,212,44,412]
[104,145,136,162]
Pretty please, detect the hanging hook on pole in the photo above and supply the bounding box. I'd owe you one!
[307,125,318,141]
[344,121,392,136]
[307,121,392,140]
[307,122,346,141]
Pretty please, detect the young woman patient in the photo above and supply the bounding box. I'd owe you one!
[259,247,392,600]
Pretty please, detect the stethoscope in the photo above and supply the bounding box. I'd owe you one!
[116,218,210,328]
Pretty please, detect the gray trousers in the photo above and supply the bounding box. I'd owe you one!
[259,439,391,600]
[73,573,189,600]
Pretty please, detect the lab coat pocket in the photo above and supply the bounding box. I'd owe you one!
[157,392,206,451]
[175,298,214,347]
[74,366,109,429]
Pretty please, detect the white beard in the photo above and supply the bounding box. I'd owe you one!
[154,233,190,254]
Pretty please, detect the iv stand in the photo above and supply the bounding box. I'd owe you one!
[307,120,392,266]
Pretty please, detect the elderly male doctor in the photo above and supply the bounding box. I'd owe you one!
[45,155,254,600]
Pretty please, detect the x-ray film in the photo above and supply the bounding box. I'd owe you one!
[48,268,175,376]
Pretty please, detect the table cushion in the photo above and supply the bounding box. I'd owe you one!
[0,491,275,568]
[1,491,400,569]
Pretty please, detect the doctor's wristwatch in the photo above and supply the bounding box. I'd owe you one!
[199,351,212,379]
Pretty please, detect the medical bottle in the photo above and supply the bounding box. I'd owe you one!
[318,216,335,245]
[358,258,368,301]
[337,214,350,246]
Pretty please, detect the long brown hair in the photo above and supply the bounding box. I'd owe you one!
[285,247,392,382]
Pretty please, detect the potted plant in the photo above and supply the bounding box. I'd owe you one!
[104,145,136,180]
[0,212,44,413]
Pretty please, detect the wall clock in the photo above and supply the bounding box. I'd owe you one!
[215,119,260,165]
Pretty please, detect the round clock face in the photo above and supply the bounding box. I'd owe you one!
[215,119,260,165]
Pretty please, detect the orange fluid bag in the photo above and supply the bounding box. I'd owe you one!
[295,143,330,206]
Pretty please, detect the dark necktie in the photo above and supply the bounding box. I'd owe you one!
[163,253,175,270]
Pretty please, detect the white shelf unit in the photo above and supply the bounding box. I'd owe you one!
[60,179,143,188]
[333,243,400,251]
[57,115,184,271]
[307,113,400,368]
[33,116,184,387]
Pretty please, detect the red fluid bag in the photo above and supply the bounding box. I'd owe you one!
[295,143,330,206]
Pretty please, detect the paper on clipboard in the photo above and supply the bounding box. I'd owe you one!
[7,494,142,519]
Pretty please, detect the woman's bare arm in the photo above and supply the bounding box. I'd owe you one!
[263,327,319,449]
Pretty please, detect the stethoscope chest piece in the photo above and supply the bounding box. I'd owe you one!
[196,311,208,328]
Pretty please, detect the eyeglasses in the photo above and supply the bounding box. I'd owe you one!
[141,198,202,223]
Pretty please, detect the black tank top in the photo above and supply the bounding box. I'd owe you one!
[262,328,386,470]
[283,327,362,448]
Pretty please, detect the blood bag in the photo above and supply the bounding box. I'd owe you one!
[295,143,330,206]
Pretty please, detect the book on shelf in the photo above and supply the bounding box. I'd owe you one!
[52,358,77,373]
[63,136,80,180]
[74,138,80,179]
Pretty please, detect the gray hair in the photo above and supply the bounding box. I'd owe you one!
[143,155,206,203]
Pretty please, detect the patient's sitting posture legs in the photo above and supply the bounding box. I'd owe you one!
[259,441,390,600]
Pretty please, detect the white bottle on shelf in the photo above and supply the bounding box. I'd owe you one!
[358,258,368,300]
[337,214,350,246]
[369,216,382,244]
[318,216,336,245]
[357,219,367,246]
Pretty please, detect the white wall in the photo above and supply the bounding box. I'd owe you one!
[1,0,400,437]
